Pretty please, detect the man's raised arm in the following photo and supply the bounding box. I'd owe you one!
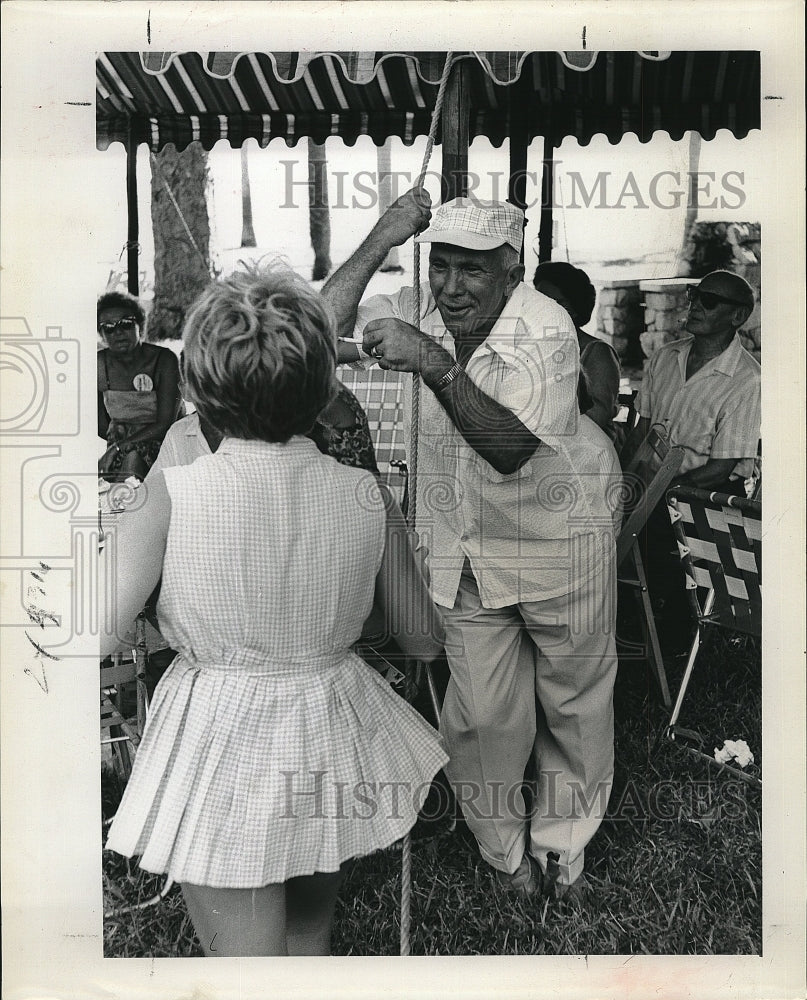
[321,188,431,338]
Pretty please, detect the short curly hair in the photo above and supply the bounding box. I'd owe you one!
[97,291,147,329]
[181,264,337,443]
[533,261,597,327]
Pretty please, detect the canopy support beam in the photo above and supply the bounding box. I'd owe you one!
[507,79,529,264]
[441,60,470,202]
[538,136,555,263]
[126,124,140,296]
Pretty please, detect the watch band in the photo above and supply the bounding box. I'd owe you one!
[434,362,462,392]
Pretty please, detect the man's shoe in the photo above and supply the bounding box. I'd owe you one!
[541,851,590,905]
[552,872,590,906]
[494,854,541,900]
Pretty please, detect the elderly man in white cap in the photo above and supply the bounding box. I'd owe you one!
[323,189,621,902]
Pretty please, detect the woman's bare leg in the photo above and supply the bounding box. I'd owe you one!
[181,882,287,957]
[285,867,345,955]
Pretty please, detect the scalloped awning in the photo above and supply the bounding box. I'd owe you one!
[96,50,760,152]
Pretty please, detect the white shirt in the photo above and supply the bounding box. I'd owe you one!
[147,412,211,479]
[355,282,621,608]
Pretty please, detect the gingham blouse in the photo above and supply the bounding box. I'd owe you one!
[105,437,447,886]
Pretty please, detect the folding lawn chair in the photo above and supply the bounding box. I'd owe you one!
[663,485,762,783]
[338,367,408,506]
[100,611,150,780]
[616,425,686,707]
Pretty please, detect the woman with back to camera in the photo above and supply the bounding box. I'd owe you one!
[97,291,183,481]
[101,264,446,957]
[533,261,621,438]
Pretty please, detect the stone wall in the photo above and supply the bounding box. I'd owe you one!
[593,222,761,368]
[594,279,643,366]
[639,278,692,358]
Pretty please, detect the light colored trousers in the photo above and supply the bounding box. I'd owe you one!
[440,559,618,886]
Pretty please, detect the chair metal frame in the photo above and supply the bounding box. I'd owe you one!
[101,612,150,780]
[616,424,686,707]
[663,485,762,784]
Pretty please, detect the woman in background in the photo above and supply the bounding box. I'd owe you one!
[533,261,621,439]
[97,291,183,480]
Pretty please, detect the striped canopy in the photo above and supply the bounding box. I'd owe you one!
[96,50,761,152]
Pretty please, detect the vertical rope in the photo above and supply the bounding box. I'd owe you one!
[408,52,455,532]
[399,51,455,960]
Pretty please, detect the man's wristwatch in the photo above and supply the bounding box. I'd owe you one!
[434,362,462,393]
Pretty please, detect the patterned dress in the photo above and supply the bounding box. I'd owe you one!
[105,436,446,887]
[310,383,380,474]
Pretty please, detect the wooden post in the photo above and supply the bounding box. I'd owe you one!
[441,60,470,202]
[537,135,555,263]
[308,138,332,281]
[126,126,139,296]
[240,143,257,248]
[676,130,702,275]
[508,81,529,263]
[378,141,403,272]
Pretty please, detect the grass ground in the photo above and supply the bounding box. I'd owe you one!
[102,629,761,957]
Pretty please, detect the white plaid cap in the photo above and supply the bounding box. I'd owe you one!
[415,197,525,254]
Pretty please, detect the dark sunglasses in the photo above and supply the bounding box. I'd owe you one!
[99,317,139,335]
[686,286,747,310]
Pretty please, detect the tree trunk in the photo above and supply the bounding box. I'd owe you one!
[308,138,332,281]
[149,143,211,342]
[377,141,403,273]
[677,130,702,276]
[240,143,257,248]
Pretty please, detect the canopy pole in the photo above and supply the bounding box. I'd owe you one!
[538,135,555,263]
[507,89,529,265]
[441,60,470,202]
[126,124,140,297]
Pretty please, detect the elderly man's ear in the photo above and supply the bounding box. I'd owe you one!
[506,262,526,297]
[733,304,754,328]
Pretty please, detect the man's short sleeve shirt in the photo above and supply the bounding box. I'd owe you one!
[355,283,622,608]
[636,333,761,479]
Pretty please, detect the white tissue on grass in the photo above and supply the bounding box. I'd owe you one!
[714,739,754,768]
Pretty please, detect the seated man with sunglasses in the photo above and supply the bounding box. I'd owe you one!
[633,269,760,495]
[626,270,760,642]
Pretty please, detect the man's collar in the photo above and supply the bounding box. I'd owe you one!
[710,332,746,376]
[675,332,745,376]
[669,335,695,353]
[474,283,526,354]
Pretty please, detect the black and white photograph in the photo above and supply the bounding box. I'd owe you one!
[1,2,804,997]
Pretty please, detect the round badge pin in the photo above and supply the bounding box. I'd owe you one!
[133,373,154,392]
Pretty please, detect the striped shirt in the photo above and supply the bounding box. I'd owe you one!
[636,333,760,479]
[355,282,622,608]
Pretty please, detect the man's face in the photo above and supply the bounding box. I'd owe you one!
[428,243,520,340]
[684,273,750,338]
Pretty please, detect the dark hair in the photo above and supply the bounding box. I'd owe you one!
[181,264,336,443]
[533,261,596,326]
[97,291,147,329]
